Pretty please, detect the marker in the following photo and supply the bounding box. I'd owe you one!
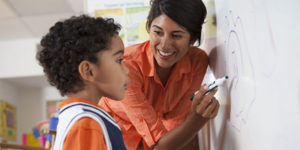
[190,76,228,100]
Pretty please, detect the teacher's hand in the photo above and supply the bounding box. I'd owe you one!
[191,84,220,120]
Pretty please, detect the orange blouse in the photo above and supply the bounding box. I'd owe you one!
[99,41,208,150]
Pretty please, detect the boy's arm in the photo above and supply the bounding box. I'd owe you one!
[154,85,220,150]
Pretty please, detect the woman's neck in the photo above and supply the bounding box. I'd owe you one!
[155,64,173,86]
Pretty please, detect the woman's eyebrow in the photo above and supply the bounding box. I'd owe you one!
[152,25,185,34]
[152,25,163,30]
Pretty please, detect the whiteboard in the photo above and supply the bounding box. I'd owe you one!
[202,0,300,150]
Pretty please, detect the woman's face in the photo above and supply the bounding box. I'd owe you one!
[149,14,191,69]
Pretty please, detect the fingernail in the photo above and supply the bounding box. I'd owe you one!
[204,85,208,90]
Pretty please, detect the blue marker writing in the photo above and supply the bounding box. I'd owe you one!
[190,76,228,100]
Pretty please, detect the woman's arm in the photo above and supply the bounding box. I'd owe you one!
[154,85,220,150]
[119,67,169,147]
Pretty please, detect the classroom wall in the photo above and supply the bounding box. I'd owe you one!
[0,80,19,143]
[0,80,19,106]
[17,87,44,144]
[0,38,46,144]
[0,79,63,144]
[0,38,43,78]
[17,86,63,143]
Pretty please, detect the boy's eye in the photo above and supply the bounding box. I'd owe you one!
[116,58,123,64]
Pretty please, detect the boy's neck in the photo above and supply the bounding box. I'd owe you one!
[67,90,101,104]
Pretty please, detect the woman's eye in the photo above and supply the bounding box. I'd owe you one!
[172,34,182,39]
[154,31,162,35]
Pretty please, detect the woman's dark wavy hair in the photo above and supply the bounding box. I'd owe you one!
[37,15,121,96]
[146,0,207,45]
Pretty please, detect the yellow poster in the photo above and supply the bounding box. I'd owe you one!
[0,100,16,140]
[93,6,150,46]
[94,8,126,40]
[125,6,150,45]
[94,8,124,17]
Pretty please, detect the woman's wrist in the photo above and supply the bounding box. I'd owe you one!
[188,112,209,129]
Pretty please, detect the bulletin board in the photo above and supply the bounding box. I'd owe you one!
[46,100,62,119]
[0,100,16,140]
[87,0,150,46]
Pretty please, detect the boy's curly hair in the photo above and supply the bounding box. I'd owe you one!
[37,15,121,96]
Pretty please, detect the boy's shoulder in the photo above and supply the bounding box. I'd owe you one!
[71,117,102,131]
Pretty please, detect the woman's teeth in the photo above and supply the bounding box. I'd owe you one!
[159,50,173,56]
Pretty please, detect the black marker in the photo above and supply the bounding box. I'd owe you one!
[190,76,228,100]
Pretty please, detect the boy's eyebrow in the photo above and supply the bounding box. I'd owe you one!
[112,49,124,56]
[152,25,185,34]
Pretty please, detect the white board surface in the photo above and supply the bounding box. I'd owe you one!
[203,0,300,150]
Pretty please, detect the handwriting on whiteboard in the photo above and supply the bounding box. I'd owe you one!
[224,10,256,132]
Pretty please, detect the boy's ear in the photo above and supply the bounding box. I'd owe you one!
[78,60,95,82]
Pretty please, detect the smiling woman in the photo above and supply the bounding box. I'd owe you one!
[149,14,192,85]
[99,0,220,150]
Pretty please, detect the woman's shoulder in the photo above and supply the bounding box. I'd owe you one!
[186,46,209,74]
[124,41,151,70]
[125,40,150,58]
[188,46,208,57]
[188,47,208,63]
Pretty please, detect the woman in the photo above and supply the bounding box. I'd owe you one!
[99,0,220,149]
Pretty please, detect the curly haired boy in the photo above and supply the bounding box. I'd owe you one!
[37,15,129,150]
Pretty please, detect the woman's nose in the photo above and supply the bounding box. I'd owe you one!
[160,36,172,50]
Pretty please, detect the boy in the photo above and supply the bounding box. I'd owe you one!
[36,15,129,150]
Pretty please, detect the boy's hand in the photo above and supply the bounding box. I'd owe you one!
[191,84,220,120]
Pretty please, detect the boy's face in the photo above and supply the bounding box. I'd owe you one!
[93,34,130,100]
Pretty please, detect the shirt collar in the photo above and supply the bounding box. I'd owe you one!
[58,98,100,109]
[142,41,192,78]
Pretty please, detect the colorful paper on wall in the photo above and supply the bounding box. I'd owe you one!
[93,6,150,46]
[94,8,126,40]
[46,100,61,119]
[0,100,16,140]
[125,6,150,45]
